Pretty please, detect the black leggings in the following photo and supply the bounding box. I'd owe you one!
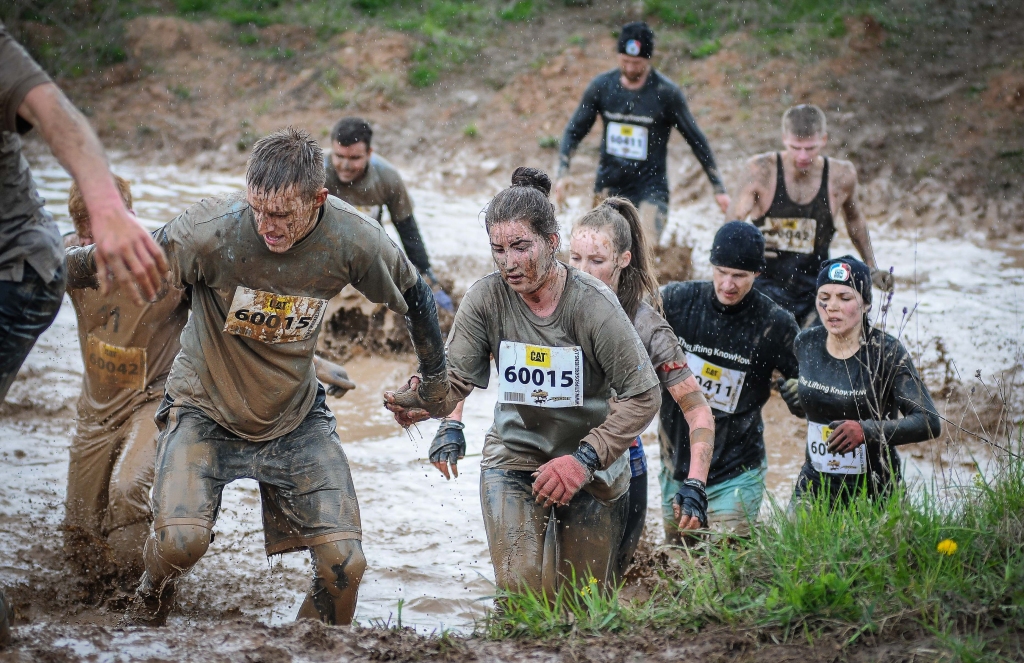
[614,472,648,580]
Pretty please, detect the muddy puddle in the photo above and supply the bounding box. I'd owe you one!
[1,158,1021,653]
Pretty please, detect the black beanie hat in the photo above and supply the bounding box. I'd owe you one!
[618,22,654,59]
[817,255,872,305]
[710,221,766,272]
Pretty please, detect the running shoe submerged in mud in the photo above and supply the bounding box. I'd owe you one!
[118,573,175,628]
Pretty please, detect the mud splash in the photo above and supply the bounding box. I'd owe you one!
[1,158,1020,658]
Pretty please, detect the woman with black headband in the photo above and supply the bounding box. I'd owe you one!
[385,167,661,595]
[784,255,941,507]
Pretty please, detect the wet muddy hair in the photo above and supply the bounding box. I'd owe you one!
[484,167,559,242]
[332,117,373,147]
[246,126,326,201]
[573,197,660,319]
[782,104,826,138]
[69,174,132,226]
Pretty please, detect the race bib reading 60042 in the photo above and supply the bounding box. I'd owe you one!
[223,286,328,344]
[762,217,817,254]
[807,421,866,475]
[498,341,582,408]
[86,335,146,391]
[685,352,745,414]
[605,122,648,161]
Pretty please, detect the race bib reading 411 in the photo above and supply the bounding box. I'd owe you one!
[605,122,648,161]
[498,341,582,408]
[685,352,745,414]
[807,421,866,475]
[762,217,817,254]
[223,286,328,344]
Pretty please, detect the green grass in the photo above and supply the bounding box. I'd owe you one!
[484,450,1024,660]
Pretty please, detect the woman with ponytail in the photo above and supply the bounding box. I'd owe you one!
[569,197,714,577]
[385,168,662,595]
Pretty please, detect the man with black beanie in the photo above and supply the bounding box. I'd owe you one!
[659,221,800,538]
[554,21,729,246]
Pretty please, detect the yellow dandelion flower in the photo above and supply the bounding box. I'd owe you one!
[589,577,598,585]
[937,539,958,555]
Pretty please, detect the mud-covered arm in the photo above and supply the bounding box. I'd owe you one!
[579,385,661,470]
[838,166,877,269]
[65,245,100,289]
[402,275,447,381]
[393,214,431,273]
[557,78,601,178]
[862,353,941,447]
[670,87,725,194]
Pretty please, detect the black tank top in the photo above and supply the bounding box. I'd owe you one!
[753,153,834,291]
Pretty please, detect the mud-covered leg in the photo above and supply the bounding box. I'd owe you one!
[121,524,211,627]
[557,489,627,590]
[296,540,366,625]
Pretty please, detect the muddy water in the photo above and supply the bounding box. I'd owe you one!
[1,159,1020,646]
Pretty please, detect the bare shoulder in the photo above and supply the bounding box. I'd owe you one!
[828,157,859,193]
[743,151,776,187]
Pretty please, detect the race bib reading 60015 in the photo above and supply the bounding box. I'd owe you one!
[807,421,866,475]
[498,341,582,408]
[605,122,648,161]
[685,352,745,414]
[762,217,817,254]
[86,335,147,391]
[223,287,328,344]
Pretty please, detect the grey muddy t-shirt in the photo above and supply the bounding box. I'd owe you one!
[323,153,414,223]
[0,22,62,283]
[446,266,659,500]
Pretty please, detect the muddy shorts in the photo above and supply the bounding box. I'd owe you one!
[152,384,361,555]
[593,190,668,245]
[660,461,766,537]
[0,263,65,401]
[480,468,627,593]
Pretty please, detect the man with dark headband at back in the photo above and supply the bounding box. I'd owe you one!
[66,127,450,628]
[554,21,729,246]
[325,116,453,311]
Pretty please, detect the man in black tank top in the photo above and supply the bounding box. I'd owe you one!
[729,105,892,326]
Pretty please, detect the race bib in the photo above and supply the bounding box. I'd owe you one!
[685,352,745,414]
[807,421,866,475]
[86,335,146,391]
[223,287,328,344]
[498,341,582,408]
[762,217,817,254]
[605,122,648,161]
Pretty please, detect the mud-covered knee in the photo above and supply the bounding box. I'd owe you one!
[310,540,366,596]
[146,525,211,575]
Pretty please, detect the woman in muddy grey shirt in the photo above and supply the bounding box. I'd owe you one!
[385,168,661,593]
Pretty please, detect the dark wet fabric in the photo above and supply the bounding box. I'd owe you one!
[0,262,64,401]
[559,69,724,205]
[0,25,62,284]
[660,281,799,486]
[393,215,431,272]
[792,325,941,504]
[480,468,627,593]
[752,154,834,321]
[151,385,361,555]
[402,274,446,379]
[614,472,646,579]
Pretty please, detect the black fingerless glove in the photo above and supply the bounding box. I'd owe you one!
[429,419,466,466]
[674,478,709,528]
[777,377,805,418]
[571,442,601,473]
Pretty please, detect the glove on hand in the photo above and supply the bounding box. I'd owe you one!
[315,357,357,397]
[871,267,894,292]
[776,377,804,418]
[532,455,592,507]
[429,419,466,480]
[826,420,866,454]
[673,478,709,529]
[386,374,453,425]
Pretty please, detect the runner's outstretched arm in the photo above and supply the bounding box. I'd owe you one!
[392,214,431,273]
[18,83,167,303]
[838,169,877,269]
[727,157,770,221]
[556,80,601,190]
[666,377,714,483]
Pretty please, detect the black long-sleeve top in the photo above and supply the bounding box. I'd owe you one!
[794,324,941,496]
[558,69,724,205]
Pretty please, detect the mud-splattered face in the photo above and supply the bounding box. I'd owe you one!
[248,185,328,253]
[782,132,827,171]
[489,219,559,296]
[712,265,758,306]
[816,284,867,336]
[569,226,630,293]
[330,141,372,184]
[617,53,651,85]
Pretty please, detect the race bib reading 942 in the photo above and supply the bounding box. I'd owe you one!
[762,217,817,254]
[223,286,328,344]
[685,352,746,414]
[86,335,147,391]
[807,421,866,475]
[498,341,583,408]
[605,122,648,161]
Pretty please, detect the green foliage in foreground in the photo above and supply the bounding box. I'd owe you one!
[485,454,1024,660]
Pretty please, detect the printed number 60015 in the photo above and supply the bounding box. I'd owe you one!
[503,366,575,388]
[233,308,312,330]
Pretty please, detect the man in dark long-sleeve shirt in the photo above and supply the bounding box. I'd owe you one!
[554,22,729,245]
